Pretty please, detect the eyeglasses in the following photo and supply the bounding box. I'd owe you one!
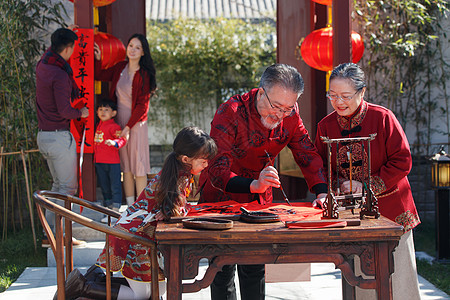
[326,91,359,102]
[262,87,294,116]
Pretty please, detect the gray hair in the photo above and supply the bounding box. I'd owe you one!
[329,63,366,91]
[259,64,304,97]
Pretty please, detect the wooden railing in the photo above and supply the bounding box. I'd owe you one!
[33,190,159,300]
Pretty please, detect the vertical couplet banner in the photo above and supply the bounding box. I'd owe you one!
[70,28,94,154]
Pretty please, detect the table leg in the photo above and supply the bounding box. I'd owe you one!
[342,258,356,300]
[375,242,392,300]
[166,245,182,300]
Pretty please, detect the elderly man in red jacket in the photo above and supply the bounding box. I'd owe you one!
[199,63,327,300]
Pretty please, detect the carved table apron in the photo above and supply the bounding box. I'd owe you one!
[156,211,403,300]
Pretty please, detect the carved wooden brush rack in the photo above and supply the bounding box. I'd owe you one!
[320,134,380,220]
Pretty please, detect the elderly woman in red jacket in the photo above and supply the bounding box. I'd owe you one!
[314,62,421,299]
[94,33,157,206]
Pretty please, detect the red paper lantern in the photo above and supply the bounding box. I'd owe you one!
[68,0,116,7]
[300,27,364,72]
[94,32,126,69]
[312,0,332,5]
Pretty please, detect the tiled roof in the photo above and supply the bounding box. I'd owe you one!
[146,0,276,21]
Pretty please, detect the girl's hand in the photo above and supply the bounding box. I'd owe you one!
[94,43,101,61]
[250,166,280,194]
[120,126,130,139]
[340,180,363,194]
[155,211,165,221]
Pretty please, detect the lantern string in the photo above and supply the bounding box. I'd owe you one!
[94,6,99,26]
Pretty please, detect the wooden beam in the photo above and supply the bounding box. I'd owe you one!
[74,0,93,28]
[110,0,146,44]
[73,0,96,201]
[332,0,351,66]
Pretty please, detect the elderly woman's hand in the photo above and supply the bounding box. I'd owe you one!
[312,193,327,209]
[250,165,280,194]
[340,180,363,194]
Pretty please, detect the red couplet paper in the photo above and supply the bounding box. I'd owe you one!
[70,28,94,154]
[187,201,323,223]
[285,220,348,229]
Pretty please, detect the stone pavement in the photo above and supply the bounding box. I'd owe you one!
[1,258,449,300]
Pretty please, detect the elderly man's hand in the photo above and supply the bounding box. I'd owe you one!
[250,165,280,194]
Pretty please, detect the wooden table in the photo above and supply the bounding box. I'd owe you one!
[156,211,403,300]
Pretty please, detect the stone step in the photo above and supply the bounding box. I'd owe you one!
[70,202,129,241]
[70,202,108,241]
[47,241,105,267]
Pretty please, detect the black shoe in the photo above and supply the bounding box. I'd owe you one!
[84,264,105,282]
[84,264,130,287]
[53,268,86,300]
[53,268,121,300]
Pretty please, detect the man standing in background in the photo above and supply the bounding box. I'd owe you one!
[35,27,89,246]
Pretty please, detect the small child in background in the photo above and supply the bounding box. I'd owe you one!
[94,99,127,219]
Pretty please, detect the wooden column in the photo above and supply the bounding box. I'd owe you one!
[110,0,146,44]
[313,3,329,131]
[74,0,93,28]
[74,0,95,201]
[332,0,352,66]
[276,1,314,201]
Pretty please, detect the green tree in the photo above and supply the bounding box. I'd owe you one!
[147,17,276,134]
[353,0,449,156]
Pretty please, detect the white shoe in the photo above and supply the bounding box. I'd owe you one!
[71,237,86,247]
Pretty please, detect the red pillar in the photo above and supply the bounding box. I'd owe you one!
[74,0,95,201]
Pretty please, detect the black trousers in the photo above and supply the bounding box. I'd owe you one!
[210,264,265,300]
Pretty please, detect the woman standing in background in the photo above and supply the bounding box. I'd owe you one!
[94,33,157,206]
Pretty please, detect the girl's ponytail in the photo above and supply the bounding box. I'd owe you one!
[155,152,182,218]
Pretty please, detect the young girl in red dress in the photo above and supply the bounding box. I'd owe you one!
[57,126,217,300]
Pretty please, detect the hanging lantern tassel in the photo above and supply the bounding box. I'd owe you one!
[67,0,117,7]
[95,81,102,95]
[311,0,333,5]
[94,6,99,26]
[326,70,331,91]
